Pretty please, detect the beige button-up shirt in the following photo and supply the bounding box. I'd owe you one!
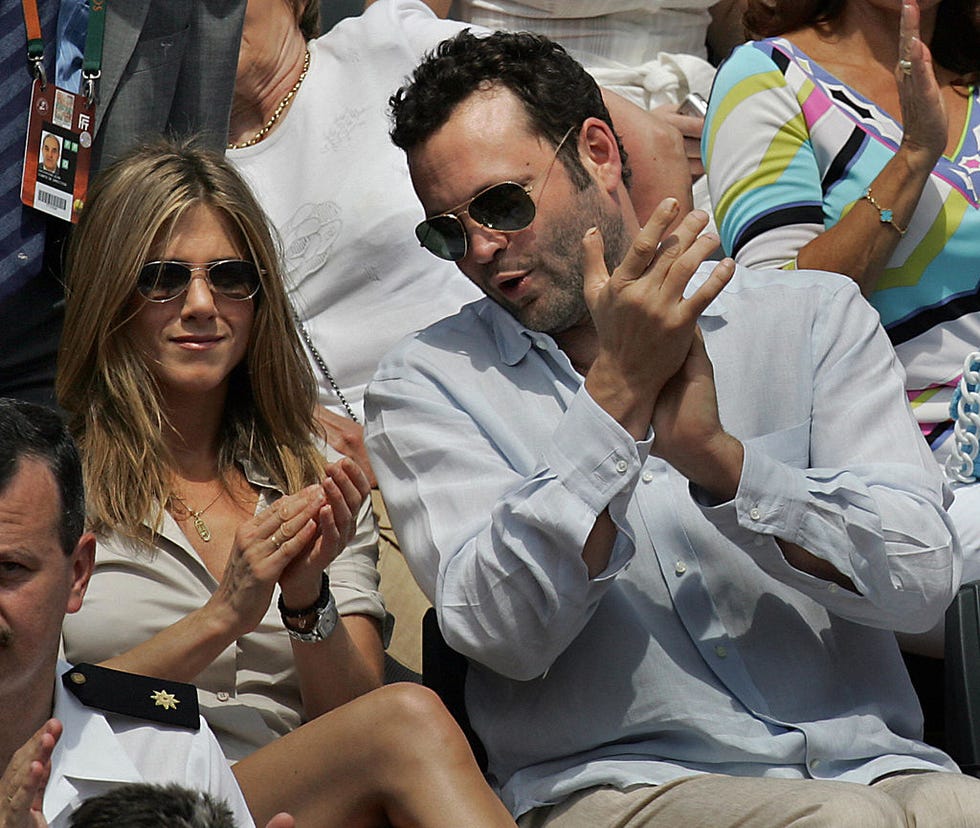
[62,452,384,762]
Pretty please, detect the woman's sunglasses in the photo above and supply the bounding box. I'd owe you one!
[136,260,262,302]
[414,126,576,262]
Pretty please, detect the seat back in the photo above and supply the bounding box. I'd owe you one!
[946,580,980,776]
[421,607,488,771]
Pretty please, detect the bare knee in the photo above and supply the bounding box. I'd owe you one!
[366,683,470,758]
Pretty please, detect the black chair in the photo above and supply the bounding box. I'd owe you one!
[946,580,980,776]
[421,607,488,772]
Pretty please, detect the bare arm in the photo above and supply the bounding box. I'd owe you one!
[778,1,946,295]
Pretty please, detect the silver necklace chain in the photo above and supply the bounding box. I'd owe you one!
[292,309,360,424]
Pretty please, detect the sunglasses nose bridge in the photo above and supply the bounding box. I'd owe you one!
[462,213,512,263]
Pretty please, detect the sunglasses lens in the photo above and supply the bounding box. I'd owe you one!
[209,260,261,299]
[137,262,190,301]
[416,216,467,262]
[470,182,535,232]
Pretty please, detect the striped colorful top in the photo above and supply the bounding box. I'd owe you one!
[704,37,980,458]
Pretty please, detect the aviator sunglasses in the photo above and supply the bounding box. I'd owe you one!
[136,259,263,302]
[415,126,577,261]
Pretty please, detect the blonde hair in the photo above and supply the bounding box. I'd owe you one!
[57,139,325,540]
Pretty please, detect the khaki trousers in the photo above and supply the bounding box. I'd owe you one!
[373,489,430,675]
[517,771,980,827]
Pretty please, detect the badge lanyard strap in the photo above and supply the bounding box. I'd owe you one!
[21,0,107,106]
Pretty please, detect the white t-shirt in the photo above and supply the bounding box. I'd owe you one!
[229,0,481,422]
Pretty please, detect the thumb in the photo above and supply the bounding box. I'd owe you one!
[581,226,610,311]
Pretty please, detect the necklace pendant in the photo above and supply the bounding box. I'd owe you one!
[192,514,212,542]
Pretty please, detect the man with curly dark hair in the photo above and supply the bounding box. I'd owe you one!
[367,29,980,827]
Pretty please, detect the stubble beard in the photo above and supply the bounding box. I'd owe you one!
[515,194,631,336]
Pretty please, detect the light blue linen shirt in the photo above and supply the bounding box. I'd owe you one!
[365,263,962,818]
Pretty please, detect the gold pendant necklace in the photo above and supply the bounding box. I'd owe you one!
[227,49,311,150]
[170,491,223,542]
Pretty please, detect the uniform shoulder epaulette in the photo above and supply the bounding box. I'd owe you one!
[61,663,200,731]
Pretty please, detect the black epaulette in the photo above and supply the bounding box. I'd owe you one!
[61,663,200,731]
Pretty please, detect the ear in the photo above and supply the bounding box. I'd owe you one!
[577,117,625,196]
[65,532,96,615]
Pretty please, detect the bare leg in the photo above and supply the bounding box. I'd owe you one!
[233,683,516,828]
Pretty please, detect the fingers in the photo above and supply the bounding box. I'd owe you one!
[684,257,736,319]
[261,485,325,558]
[2,720,61,818]
[617,197,682,282]
[581,225,610,311]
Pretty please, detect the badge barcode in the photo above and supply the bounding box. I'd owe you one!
[37,189,68,211]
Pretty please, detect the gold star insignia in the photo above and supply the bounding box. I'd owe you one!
[150,689,180,711]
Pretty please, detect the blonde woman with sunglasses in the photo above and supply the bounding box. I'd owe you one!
[56,139,517,828]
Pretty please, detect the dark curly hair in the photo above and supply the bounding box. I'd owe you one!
[744,0,979,84]
[389,29,631,189]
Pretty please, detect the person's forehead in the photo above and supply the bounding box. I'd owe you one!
[409,89,551,209]
[0,458,61,547]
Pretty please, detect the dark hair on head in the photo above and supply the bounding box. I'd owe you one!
[389,29,631,189]
[0,398,84,555]
[69,783,236,828]
[744,0,979,84]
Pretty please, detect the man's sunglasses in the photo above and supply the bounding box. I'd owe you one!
[414,126,576,262]
[136,260,262,302]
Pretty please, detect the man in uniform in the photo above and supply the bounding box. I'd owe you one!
[0,397,254,828]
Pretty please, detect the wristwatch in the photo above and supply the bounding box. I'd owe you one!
[279,572,339,642]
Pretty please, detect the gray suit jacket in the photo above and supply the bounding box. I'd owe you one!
[93,0,246,169]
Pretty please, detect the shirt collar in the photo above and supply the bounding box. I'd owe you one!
[45,662,144,822]
[479,261,731,367]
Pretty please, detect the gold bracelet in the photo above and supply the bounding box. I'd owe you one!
[862,187,908,236]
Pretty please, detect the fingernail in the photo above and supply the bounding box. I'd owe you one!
[662,197,679,214]
[584,226,598,237]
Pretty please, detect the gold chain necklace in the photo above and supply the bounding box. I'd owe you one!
[170,490,223,542]
[228,49,311,150]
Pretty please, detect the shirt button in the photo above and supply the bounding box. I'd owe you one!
[674,561,687,575]
[754,536,766,547]
[749,507,762,521]
[615,459,628,473]
[828,583,839,593]
[216,691,230,702]
[714,645,727,658]
[642,471,654,483]
[809,758,821,771]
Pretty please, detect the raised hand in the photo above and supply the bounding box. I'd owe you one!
[1,719,61,828]
[278,457,371,607]
[896,0,947,165]
[581,198,735,439]
[652,328,744,500]
[209,485,327,636]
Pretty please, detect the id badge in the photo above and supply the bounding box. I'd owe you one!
[21,79,95,224]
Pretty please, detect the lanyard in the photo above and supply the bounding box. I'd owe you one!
[21,0,107,106]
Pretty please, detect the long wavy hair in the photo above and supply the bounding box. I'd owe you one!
[744,0,979,85]
[57,139,325,541]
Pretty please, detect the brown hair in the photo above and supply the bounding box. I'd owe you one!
[58,139,325,540]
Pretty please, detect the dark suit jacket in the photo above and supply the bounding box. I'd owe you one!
[93,0,246,168]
